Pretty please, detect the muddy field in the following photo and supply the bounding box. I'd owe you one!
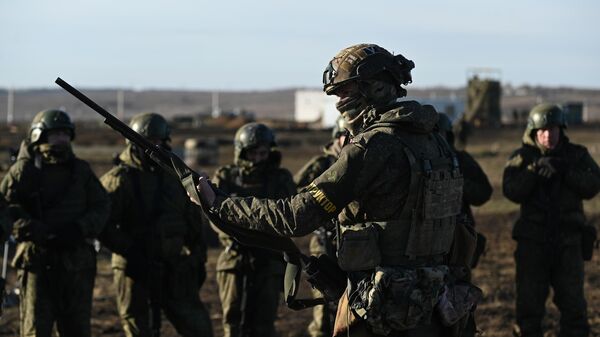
[0,125,599,336]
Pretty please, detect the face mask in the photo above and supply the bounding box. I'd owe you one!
[336,95,370,136]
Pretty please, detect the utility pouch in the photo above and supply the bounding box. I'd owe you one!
[352,266,448,336]
[581,224,597,261]
[448,215,477,268]
[436,281,482,327]
[337,224,381,271]
[304,254,347,301]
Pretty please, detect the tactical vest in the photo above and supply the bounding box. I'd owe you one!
[336,128,463,271]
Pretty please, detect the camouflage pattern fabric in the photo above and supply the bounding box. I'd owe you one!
[514,241,588,337]
[503,129,600,337]
[0,193,10,242]
[113,257,212,337]
[456,150,492,225]
[208,101,462,336]
[0,140,109,336]
[294,149,337,189]
[211,153,296,337]
[503,131,600,245]
[18,268,95,337]
[295,145,339,337]
[100,144,211,337]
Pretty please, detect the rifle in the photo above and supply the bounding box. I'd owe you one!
[55,77,346,310]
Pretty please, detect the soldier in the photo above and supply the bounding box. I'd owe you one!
[211,122,296,337]
[0,193,10,242]
[294,117,347,337]
[437,113,492,337]
[437,113,492,269]
[192,44,479,337]
[503,104,600,337]
[100,112,212,337]
[0,109,110,337]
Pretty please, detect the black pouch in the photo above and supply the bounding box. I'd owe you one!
[304,254,347,301]
[581,224,597,261]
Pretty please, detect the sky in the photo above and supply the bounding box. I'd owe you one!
[1,0,599,90]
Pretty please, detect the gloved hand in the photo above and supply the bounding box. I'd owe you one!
[12,218,50,243]
[124,244,148,283]
[46,223,84,249]
[536,156,567,179]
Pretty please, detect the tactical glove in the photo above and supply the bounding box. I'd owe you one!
[12,218,50,243]
[536,157,567,179]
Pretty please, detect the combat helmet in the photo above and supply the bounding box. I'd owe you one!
[527,104,567,130]
[129,112,171,142]
[234,122,276,161]
[29,109,75,144]
[322,43,414,97]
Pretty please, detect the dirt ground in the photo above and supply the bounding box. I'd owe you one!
[0,125,599,336]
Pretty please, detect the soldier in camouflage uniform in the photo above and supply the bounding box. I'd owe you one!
[193,44,478,337]
[503,104,600,337]
[0,109,110,337]
[100,113,212,337]
[212,122,296,337]
[0,193,10,242]
[437,113,492,268]
[437,113,492,337]
[294,117,347,337]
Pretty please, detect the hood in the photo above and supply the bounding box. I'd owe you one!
[117,144,144,169]
[364,100,439,134]
[16,140,34,161]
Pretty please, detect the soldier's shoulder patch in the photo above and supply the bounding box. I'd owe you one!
[306,182,337,214]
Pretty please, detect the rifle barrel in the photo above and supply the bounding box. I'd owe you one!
[55,77,171,164]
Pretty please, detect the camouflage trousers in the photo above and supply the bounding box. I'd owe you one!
[216,267,282,337]
[307,235,337,337]
[515,240,589,337]
[18,267,95,337]
[114,258,213,337]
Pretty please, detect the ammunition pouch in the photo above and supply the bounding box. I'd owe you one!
[337,223,381,271]
[448,215,478,269]
[581,224,597,261]
[436,280,482,327]
[350,266,449,336]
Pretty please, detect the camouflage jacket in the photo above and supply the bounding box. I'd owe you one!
[456,150,492,224]
[212,153,296,271]
[100,145,207,269]
[208,101,450,245]
[0,193,10,242]
[0,140,109,271]
[503,131,600,245]
[294,144,338,189]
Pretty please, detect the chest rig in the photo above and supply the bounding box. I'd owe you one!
[337,129,463,271]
